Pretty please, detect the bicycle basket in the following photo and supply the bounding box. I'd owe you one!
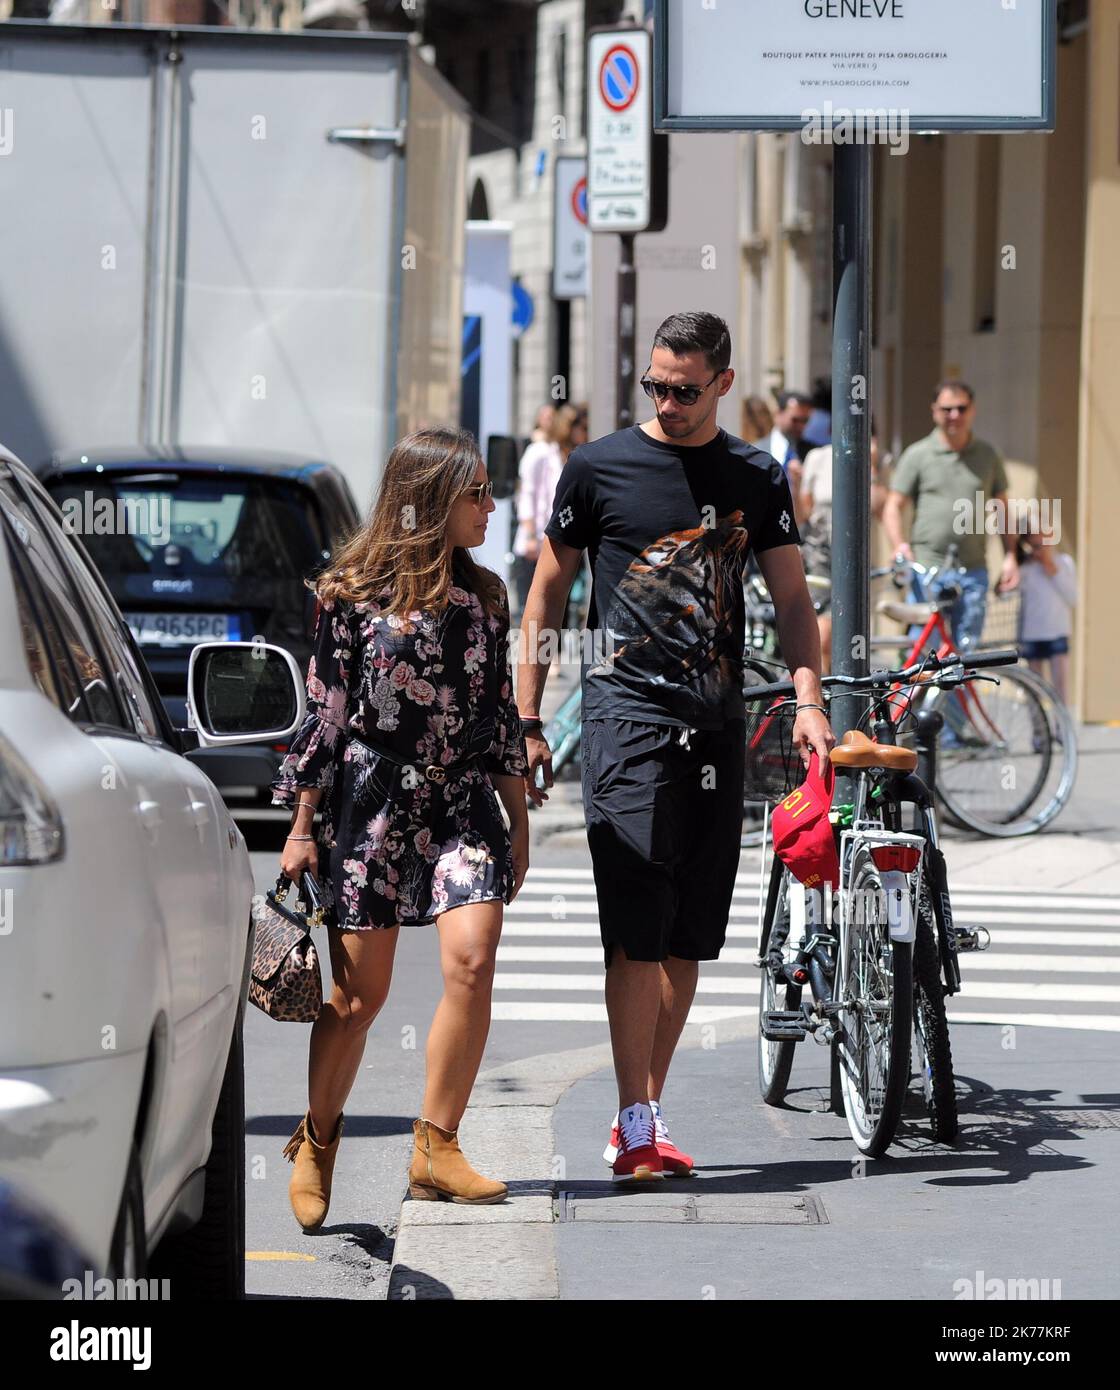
[743,700,801,802]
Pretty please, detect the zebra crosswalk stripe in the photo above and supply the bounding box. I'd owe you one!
[492,866,1120,1032]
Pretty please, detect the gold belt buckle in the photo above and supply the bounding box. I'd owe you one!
[424,764,447,784]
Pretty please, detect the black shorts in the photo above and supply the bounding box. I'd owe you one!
[581,717,746,966]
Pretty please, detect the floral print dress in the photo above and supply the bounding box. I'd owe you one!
[271,567,528,930]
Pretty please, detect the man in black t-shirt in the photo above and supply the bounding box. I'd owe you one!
[516,312,834,1184]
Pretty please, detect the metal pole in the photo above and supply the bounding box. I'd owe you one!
[830,143,873,743]
[616,232,637,429]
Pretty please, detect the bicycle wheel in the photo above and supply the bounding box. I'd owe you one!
[928,666,1062,836]
[836,846,913,1157]
[758,859,802,1106]
[988,664,1079,834]
[911,889,958,1143]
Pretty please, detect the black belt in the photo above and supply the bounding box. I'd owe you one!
[346,732,484,785]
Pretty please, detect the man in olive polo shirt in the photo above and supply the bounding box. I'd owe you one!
[883,379,1019,651]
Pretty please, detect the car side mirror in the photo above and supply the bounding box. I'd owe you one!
[187,642,306,746]
[486,434,519,501]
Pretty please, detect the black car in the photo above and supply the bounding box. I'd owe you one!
[39,445,361,804]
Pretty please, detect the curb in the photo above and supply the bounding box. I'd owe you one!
[385,1018,758,1300]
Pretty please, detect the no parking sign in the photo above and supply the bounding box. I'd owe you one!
[553,155,588,299]
[586,26,667,234]
[599,42,640,113]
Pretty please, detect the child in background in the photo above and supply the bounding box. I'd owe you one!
[1013,521,1076,703]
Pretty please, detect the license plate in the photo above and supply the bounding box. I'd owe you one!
[124,611,241,646]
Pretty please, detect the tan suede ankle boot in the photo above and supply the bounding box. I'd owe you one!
[284,1110,344,1231]
[408,1118,507,1204]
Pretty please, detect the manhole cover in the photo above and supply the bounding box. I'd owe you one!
[556,1190,827,1225]
[983,1108,1120,1131]
[1032,1109,1120,1130]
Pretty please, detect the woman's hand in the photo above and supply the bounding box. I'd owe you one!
[508,818,529,902]
[280,834,318,883]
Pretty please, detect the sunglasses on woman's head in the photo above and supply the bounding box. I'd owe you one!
[461,480,494,504]
[640,371,722,407]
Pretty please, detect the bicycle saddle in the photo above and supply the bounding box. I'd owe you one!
[877,597,938,624]
[829,730,918,772]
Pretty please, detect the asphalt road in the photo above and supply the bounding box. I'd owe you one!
[241,803,1120,1301]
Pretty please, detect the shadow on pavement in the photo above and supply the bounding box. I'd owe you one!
[246,1114,417,1139]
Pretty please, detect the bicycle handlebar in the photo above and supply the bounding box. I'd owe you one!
[742,647,1020,705]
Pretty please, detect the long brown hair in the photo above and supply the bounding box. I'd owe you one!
[313,427,504,618]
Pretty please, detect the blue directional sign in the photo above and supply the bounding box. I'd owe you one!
[511,281,534,337]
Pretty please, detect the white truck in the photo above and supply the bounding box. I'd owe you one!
[0,18,470,515]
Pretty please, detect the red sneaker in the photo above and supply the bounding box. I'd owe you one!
[603,1117,620,1165]
[651,1100,694,1177]
[611,1102,664,1184]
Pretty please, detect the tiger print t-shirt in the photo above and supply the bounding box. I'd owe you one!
[544,423,800,729]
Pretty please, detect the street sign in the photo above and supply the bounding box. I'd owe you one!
[587,26,668,234]
[511,281,534,338]
[599,42,640,113]
[552,155,589,300]
[653,0,1056,134]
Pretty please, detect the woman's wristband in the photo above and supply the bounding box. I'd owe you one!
[286,834,314,842]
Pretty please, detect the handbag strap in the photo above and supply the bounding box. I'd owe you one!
[270,871,325,925]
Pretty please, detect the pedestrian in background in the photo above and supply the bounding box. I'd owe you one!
[530,403,555,443]
[272,426,528,1227]
[1012,519,1076,704]
[760,389,814,495]
[741,394,774,444]
[797,428,887,673]
[882,379,1019,650]
[511,402,587,611]
[519,311,833,1185]
[802,380,833,449]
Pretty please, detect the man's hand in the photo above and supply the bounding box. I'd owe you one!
[792,705,836,771]
[997,551,1021,594]
[894,543,914,563]
[524,731,553,807]
[508,818,529,901]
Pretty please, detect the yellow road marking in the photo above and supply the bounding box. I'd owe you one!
[246,1251,317,1262]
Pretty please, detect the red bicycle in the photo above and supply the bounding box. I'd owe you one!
[741,554,1077,837]
[866,554,1076,836]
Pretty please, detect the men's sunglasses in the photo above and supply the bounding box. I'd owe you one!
[640,370,722,407]
[462,480,494,504]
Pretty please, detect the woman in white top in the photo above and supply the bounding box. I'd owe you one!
[511,403,587,611]
[1008,521,1076,704]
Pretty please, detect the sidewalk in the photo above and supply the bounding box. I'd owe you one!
[385,725,1120,1300]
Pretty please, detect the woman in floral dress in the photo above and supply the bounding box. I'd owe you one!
[272,427,530,1221]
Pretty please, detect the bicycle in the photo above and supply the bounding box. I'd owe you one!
[744,648,1018,1156]
[871,550,1077,836]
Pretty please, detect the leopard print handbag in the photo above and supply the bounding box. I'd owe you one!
[248,873,325,1023]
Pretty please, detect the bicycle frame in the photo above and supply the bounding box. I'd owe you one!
[889,605,1008,743]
